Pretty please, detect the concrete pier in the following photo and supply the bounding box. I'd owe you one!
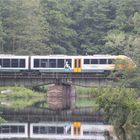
[47,84,76,110]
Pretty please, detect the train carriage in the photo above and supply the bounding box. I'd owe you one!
[30,55,73,72]
[30,55,135,73]
[0,55,29,72]
[81,55,115,73]
[0,54,135,74]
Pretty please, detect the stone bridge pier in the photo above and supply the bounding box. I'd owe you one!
[47,84,76,110]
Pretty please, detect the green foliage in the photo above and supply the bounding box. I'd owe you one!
[124,67,140,100]
[0,86,45,109]
[0,0,139,56]
[41,0,76,54]
[0,0,51,54]
[33,85,48,93]
[97,86,140,126]
[0,116,6,123]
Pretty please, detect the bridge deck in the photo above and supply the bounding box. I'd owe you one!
[0,72,113,79]
[0,72,118,87]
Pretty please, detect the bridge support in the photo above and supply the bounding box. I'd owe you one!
[47,84,76,110]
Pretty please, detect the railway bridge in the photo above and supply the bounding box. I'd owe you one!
[0,72,116,87]
[0,72,118,110]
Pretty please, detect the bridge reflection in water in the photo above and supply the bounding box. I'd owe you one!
[0,122,117,140]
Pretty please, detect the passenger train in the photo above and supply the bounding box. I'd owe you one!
[0,122,112,139]
[0,54,135,74]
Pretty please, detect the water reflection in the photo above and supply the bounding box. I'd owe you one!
[0,122,114,140]
[0,121,139,140]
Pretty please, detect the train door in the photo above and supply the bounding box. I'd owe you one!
[73,122,81,136]
[74,59,81,72]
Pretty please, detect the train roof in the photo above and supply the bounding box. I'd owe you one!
[0,55,29,58]
[0,54,130,59]
[30,54,128,59]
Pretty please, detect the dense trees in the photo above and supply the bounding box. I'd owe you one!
[0,0,51,54]
[97,86,140,126]
[41,0,76,54]
[0,0,139,58]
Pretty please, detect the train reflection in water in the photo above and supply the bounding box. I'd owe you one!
[0,122,115,140]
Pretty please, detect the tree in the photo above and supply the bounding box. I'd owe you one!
[97,86,140,126]
[41,0,77,54]
[0,1,5,53]
[1,0,51,54]
[70,0,114,54]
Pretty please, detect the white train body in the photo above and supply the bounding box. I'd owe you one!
[0,54,135,73]
[0,55,29,72]
[30,55,116,73]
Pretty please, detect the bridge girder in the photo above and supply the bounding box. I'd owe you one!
[0,72,117,87]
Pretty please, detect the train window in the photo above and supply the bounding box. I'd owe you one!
[83,130,96,135]
[1,125,9,133]
[57,59,64,68]
[11,59,18,67]
[40,126,46,134]
[48,126,56,134]
[84,59,90,64]
[49,59,56,68]
[41,59,48,68]
[78,59,81,68]
[3,59,10,67]
[44,127,49,133]
[56,127,64,134]
[0,59,2,67]
[11,126,18,133]
[74,127,76,135]
[19,59,25,68]
[78,127,80,135]
[34,59,40,68]
[74,59,77,67]
[33,126,39,134]
[91,59,98,64]
[66,59,71,67]
[18,126,25,133]
[108,59,114,64]
[99,59,107,64]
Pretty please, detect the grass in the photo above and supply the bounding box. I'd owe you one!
[0,86,45,109]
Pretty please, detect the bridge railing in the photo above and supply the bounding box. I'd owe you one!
[0,72,113,79]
